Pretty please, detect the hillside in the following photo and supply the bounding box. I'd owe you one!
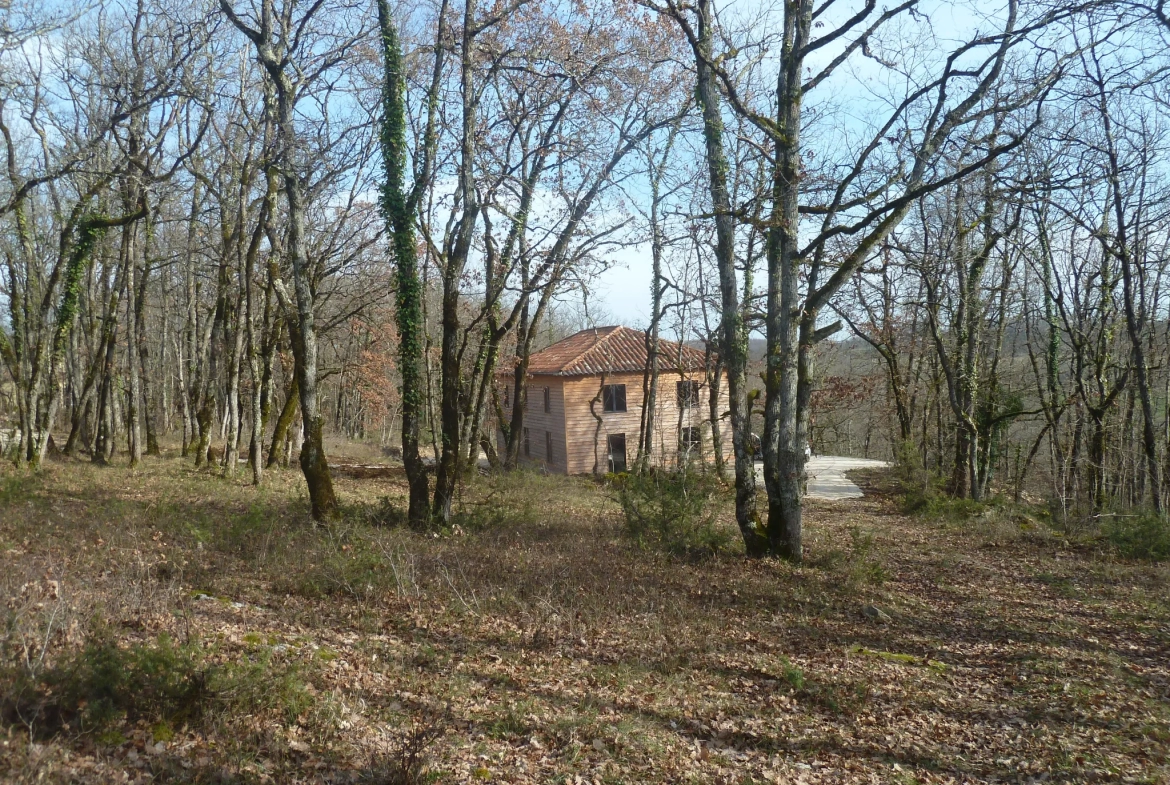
[2,457,1167,783]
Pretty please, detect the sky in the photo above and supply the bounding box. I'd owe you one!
[586,0,1015,330]
[593,246,655,327]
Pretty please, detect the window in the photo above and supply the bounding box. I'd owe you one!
[677,380,700,409]
[543,386,551,413]
[502,385,510,408]
[602,384,627,413]
[607,433,627,473]
[523,427,530,457]
[545,430,553,462]
[680,426,701,455]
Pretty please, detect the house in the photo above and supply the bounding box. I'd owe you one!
[497,325,732,474]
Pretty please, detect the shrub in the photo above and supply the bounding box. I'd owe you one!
[1104,513,1170,561]
[904,492,986,520]
[1,631,316,739]
[360,472,542,532]
[365,709,448,785]
[0,472,35,505]
[807,525,887,585]
[213,648,315,725]
[894,438,931,489]
[1,632,210,736]
[615,469,731,555]
[451,472,542,532]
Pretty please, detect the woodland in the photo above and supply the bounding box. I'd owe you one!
[2,0,1170,782]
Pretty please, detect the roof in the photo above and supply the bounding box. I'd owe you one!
[522,326,710,377]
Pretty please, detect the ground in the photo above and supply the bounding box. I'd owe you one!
[1,450,1168,784]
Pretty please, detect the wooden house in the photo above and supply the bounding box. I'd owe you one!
[496,326,732,474]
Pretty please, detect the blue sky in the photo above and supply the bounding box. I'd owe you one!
[588,0,1018,328]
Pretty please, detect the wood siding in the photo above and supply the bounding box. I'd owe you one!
[497,369,732,475]
[497,376,568,472]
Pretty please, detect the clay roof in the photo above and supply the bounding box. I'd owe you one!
[522,326,710,377]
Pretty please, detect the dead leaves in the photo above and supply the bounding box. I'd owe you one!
[2,461,1170,783]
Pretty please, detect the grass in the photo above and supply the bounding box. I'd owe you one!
[1,452,1168,783]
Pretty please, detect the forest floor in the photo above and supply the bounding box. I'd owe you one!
[1,451,1168,784]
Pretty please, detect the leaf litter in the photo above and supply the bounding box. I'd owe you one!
[0,460,1167,783]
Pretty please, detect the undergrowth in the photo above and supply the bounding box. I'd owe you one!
[892,444,1050,544]
[0,630,314,741]
[614,468,732,555]
[807,525,888,585]
[1104,512,1170,561]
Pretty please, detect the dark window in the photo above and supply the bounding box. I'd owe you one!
[543,386,551,413]
[680,426,701,454]
[523,427,530,457]
[502,385,510,408]
[545,430,553,462]
[602,384,627,413]
[677,380,700,409]
[607,433,627,473]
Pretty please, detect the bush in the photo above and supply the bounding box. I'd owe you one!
[294,534,390,601]
[903,491,986,520]
[894,438,931,489]
[807,525,888,585]
[360,471,542,532]
[364,709,449,785]
[615,469,732,555]
[0,472,35,505]
[1,632,210,736]
[1104,513,1170,561]
[1,631,315,739]
[213,648,315,724]
[451,472,543,532]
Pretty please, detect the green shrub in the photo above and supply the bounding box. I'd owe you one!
[288,527,390,601]
[212,649,314,724]
[906,493,986,520]
[894,438,931,489]
[808,525,887,585]
[0,472,35,505]
[2,631,315,738]
[451,473,542,532]
[2,632,210,736]
[1105,513,1170,561]
[615,469,731,555]
[361,472,542,532]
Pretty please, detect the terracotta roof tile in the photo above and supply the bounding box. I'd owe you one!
[522,326,710,376]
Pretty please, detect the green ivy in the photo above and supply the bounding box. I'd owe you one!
[377,0,429,527]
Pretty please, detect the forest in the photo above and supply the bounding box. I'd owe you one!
[2,0,1170,782]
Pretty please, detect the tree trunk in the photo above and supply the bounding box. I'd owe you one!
[762,0,811,562]
[268,375,298,469]
[690,0,765,555]
[431,0,481,525]
[378,0,431,527]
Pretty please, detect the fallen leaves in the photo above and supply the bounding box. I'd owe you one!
[1,460,1169,783]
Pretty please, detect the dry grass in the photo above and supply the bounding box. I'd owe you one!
[1,452,1168,783]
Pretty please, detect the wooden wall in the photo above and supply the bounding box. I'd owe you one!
[497,376,567,472]
[560,370,732,475]
[496,370,732,475]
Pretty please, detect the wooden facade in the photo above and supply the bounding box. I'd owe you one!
[496,326,732,474]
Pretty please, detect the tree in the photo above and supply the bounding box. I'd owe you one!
[377,0,431,527]
[653,0,1070,559]
[219,0,371,519]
